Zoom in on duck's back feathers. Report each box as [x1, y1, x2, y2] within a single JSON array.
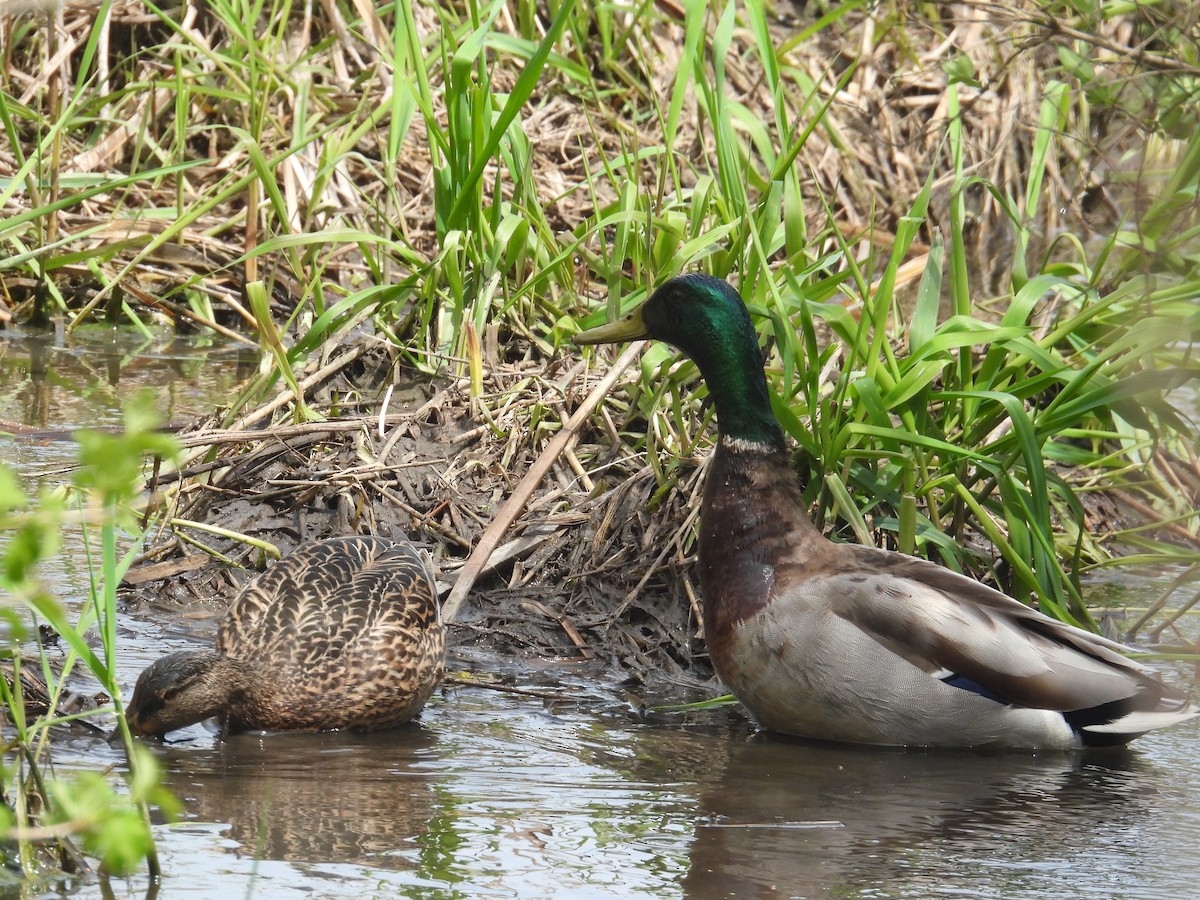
[[826, 546, 1196, 745], [218, 536, 439, 664], [215, 535, 444, 732], [715, 556, 1197, 748]]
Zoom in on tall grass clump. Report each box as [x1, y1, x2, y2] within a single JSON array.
[[570, 1, 1200, 625]]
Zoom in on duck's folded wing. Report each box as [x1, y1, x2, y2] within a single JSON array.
[[217, 535, 400, 659], [825, 546, 1183, 716]]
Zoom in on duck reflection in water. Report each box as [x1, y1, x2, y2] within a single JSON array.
[[153, 729, 440, 870], [683, 735, 1154, 898]]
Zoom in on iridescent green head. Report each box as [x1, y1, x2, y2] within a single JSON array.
[[575, 274, 784, 449]]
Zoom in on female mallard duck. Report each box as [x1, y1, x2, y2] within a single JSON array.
[[575, 274, 1198, 749], [127, 535, 445, 738]]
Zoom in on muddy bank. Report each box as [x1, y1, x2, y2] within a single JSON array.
[[119, 345, 715, 697]]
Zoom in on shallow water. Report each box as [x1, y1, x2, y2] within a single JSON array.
[[4, 327, 1200, 899], [47, 682, 1200, 899]]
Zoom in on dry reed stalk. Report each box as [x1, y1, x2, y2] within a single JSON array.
[[441, 341, 643, 622]]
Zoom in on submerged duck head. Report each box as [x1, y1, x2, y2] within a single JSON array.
[[126, 650, 247, 737]]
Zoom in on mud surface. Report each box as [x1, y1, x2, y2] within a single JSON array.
[[118, 352, 719, 700]]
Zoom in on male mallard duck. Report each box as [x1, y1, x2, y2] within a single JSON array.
[[127, 535, 445, 738], [575, 273, 1198, 749]]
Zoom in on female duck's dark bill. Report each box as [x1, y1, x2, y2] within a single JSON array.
[[573, 305, 650, 345]]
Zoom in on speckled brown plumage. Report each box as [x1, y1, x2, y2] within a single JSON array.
[[127, 535, 445, 737]]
